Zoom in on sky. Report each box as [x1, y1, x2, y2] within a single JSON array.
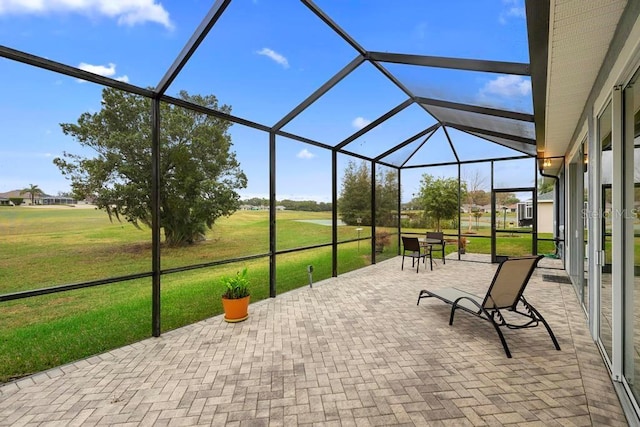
[[0, 0, 536, 203]]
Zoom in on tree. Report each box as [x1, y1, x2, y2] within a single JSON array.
[[338, 161, 397, 226], [496, 192, 520, 206], [417, 174, 465, 231], [20, 184, 44, 205], [375, 168, 398, 226], [55, 88, 247, 246], [338, 161, 371, 225], [243, 197, 269, 207], [538, 177, 554, 194], [462, 169, 487, 232]]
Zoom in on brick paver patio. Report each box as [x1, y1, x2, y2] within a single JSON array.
[[0, 257, 629, 426]]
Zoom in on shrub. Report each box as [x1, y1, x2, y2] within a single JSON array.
[[220, 268, 250, 299], [375, 230, 391, 252]]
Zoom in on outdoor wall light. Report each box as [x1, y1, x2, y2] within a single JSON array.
[[543, 159, 552, 168]]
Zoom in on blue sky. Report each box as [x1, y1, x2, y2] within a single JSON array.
[[0, 0, 535, 203]]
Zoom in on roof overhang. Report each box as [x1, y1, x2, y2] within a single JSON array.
[[533, 0, 629, 174]]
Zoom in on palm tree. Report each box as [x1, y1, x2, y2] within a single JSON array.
[[20, 184, 44, 205]]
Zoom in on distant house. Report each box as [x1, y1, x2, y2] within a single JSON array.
[[41, 195, 77, 205], [515, 192, 554, 233], [0, 190, 76, 206]]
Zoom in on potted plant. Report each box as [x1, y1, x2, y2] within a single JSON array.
[[220, 268, 250, 323], [458, 237, 468, 254]]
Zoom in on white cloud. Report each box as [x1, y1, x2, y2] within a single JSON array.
[[479, 75, 531, 98], [77, 62, 128, 82], [79, 62, 116, 77], [297, 149, 315, 159], [499, 0, 525, 24], [351, 116, 371, 129], [256, 48, 289, 68], [0, 0, 173, 29]]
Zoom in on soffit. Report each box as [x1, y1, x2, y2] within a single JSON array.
[[544, 0, 627, 158]]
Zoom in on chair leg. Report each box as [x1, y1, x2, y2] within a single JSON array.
[[429, 251, 433, 271], [488, 313, 512, 358], [401, 254, 405, 270], [527, 303, 561, 351], [417, 290, 431, 305], [442, 246, 446, 264], [450, 303, 512, 358]]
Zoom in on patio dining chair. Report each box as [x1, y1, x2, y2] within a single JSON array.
[[416, 255, 560, 358], [402, 236, 432, 273], [426, 231, 446, 264]]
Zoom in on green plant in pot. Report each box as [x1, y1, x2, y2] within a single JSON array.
[[221, 268, 250, 323]]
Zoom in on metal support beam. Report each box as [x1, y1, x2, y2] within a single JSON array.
[[269, 132, 277, 298], [417, 97, 535, 122], [336, 98, 414, 150], [332, 150, 338, 277], [445, 123, 536, 146], [400, 129, 438, 168], [397, 167, 402, 256], [490, 161, 496, 262], [401, 154, 531, 169], [0, 45, 153, 98], [371, 161, 376, 264], [274, 55, 365, 130], [369, 51, 530, 75], [161, 94, 271, 132], [301, 0, 367, 55], [457, 163, 462, 261], [442, 126, 460, 163], [156, 0, 231, 95], [275, 130, 334, 151], [151, 97, 161, 337], [374, 124, 439, 162]]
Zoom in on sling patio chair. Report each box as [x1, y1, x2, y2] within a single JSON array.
[[416, 255, 560, 358], [402, 236, 432, 273]]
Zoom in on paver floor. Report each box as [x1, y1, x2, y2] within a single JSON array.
[[0, 257, 629, 426]]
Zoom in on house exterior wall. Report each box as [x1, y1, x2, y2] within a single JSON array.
[[537, 201, 553, 234], [561, 6, 640, 423]]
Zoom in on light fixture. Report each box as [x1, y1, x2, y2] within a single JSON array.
[[543, 159, 551, 168]]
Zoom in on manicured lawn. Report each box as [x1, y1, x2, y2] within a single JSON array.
[[0, 207, 381, 383], [0, 206, 557, 383]]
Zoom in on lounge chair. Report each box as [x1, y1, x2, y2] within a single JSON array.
[[402, 236, 432, 273], [416, 255, 560, 358]]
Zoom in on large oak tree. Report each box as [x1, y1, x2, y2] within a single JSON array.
[[55, 88, 247, 246]]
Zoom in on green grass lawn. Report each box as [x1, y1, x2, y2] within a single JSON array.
[[0, 206, 560, 383]]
